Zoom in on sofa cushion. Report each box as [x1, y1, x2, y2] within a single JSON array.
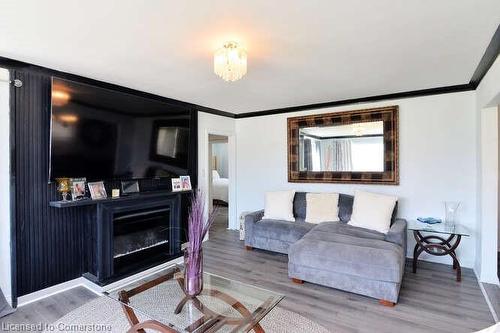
[[293, 192, 307, 220], [338, 194, 354, 223], [289, 222, 404, 282], [263, 190, 296, 221], [294, 192, 353, 222], [349, 190, 398, 234], [305, 193, 340, 223], [308, 221, 386, 241], [253, 219, 316, 244]]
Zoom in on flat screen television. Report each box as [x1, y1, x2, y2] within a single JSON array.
[[49, 77, 193, 181]]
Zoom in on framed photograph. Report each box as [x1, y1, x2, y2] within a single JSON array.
[[180, 175, 192, 191], [70, 177, 87, 201], [121, 180, 140, 195], [171, 178, 182, 192], [88, 181, 107, 200]]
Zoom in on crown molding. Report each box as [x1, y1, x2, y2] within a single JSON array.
[[0, 56, 234, 118], [235, 84, 473, 118], [469, 24, 500, 89]]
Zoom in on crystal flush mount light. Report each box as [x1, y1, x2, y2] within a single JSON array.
[[214, 41, 247, 82]]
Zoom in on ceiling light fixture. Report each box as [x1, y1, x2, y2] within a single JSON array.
[[214, 41, 247, 82]]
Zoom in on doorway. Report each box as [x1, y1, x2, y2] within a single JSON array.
[[208, 134, 229, 234]]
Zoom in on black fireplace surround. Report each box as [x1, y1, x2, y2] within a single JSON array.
[[83, 191, 184, 285]]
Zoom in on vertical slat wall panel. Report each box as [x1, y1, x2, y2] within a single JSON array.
[[12, 70, 196, 297], [14, 71, 86, 296]]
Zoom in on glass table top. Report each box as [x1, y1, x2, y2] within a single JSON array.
[[104, 265, 284, 332], [407, 220, 470, 237]]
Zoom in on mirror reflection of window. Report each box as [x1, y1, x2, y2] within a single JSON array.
[[299, 121, 384, 172]]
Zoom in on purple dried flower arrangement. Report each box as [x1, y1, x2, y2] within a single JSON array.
[[184, 190, 217, 296]]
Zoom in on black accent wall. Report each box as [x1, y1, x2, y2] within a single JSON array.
[[10, 70, 197, 299]]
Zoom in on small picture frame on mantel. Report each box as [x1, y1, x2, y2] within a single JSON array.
[[88, 181, 107, 200], [171, 178, 182, 192], [70, 177, 87, 201], [180, 176, 192, 191]]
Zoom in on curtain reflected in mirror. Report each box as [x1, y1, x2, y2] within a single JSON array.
[[299, 121, 384, 172]]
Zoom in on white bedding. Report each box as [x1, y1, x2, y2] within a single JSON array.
[[212, 170, 228, 202]]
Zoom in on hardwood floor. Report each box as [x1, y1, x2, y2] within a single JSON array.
[[205, 209, 494, 332], [0, 287, 97, 331], [0, 208, 495, 332], [482, 283, 500, 321]]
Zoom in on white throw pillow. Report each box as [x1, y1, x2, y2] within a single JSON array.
[[212, 170, 220, 180], [349, 190, 397, 234], [263, 190, 296, 222], [305, 193, 340, 223]]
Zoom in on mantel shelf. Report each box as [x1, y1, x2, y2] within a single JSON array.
[[49, 190, 193, 208]]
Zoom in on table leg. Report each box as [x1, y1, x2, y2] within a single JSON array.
[[126, 320, 178, 333], [449, 251, 462, 282], [412, 241, 420, 273], [175, 277, 266, 332], [412, 231, 462, 281]]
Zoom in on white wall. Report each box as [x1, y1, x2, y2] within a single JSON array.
[[198, 112, 237, 229], [236, 91, 478, 268], [477, 56, 500, 109], [476, 55, 500, 284], [479, 107, 498, 279], [0, 68, 12, 305]]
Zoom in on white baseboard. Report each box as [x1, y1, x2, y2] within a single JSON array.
[[3, 291, 12, 308], [479, 281, 499, 323], [89, 256, 183, 294], [17, 257, 183, 307], [474, 267, 499, 323], [17, 277, 88, 307]]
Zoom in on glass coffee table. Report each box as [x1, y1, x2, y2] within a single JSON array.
[[408, 221, 470, 282], [104, 266, 284, 333]]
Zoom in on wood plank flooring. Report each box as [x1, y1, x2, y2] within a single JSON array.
[[0, 208, 495, 332], [0, 287, 97, 331], [482, 283, 500, 321]]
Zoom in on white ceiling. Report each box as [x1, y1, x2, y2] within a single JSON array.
[[0, 1, 499, 114]]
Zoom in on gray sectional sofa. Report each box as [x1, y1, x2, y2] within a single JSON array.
[[244, 192, 407, 305]]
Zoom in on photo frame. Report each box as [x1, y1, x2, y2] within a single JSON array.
[[88, 181, 108, 200], [70, 177, 87, 201], [171, 178, 182, 192], [121, 180, 140, 195], [180, 175, 192, 191]]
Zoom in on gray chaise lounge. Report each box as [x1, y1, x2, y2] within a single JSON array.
[[244, 192, 407, 305]]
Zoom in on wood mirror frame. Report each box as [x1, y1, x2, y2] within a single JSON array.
[[287, 105, 399, 185]]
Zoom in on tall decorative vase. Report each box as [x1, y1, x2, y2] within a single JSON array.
[[184, 248, 203, 296], [183, 190, 217, 297], [444, 201, 460, 228]]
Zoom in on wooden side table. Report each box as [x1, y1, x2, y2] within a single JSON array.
[[408, 221, 470, 282]]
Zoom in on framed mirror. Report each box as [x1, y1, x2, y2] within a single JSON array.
[[288, 106, 399, 185]]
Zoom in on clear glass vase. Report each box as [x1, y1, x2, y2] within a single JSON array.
[[184, 248, 203, 296], [444, 201, 460, 228]]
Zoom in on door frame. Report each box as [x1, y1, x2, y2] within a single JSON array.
[[202, 128, 237, 230]]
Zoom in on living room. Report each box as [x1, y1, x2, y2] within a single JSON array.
[[0, 1, 499, 332]]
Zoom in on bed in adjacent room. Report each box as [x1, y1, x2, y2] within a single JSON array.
[[212, 170, 228, 205]]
